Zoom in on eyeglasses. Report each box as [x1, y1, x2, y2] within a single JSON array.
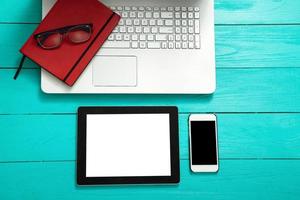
[[34, 23, 93, 49], [13, 24, 93, 80]]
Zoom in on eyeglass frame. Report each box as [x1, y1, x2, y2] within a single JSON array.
[[34, 23, 93, 49]]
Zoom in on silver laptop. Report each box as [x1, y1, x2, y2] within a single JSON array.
[[41, 0, 215, 94]]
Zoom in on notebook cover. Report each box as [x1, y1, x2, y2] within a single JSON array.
[[20, 0, 120, 86]]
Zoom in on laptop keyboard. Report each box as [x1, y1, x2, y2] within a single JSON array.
[[103, 6, 201, 49]]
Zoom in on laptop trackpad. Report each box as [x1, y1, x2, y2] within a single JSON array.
[[92, 56, 137, 87]]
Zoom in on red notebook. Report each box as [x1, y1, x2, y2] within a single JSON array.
[[19, 0, 120, 86]]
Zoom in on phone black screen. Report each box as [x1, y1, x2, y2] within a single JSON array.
[[190, 121, 217, 165]]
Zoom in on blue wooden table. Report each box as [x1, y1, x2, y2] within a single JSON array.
[[1, 0, 300, 199]]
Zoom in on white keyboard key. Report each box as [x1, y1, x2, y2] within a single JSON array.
[[135, 27, 142, 33], [122, 12, 128, 18], [131, 6, 137, 11], [149, 19, 156, 26], [182, 20, 187, 26], [168, 35, 174, 41], [108, 35, 114, 41], [162, 42, 167, 49], [165, 20, 173, 26], [188, 42, 194, 49], [159, 27, 173, 34], [195, 12, 200, 19], [161, 12, 173, 18], [175, 35, 181, 41], [146, 7, 152, 11], [188, 27, 194, 34], [132, 34, 138, 41], [175, 20, 180, 26], [188, 20, 194, 26], [138, 7, 145, 11], [195, 35, 201, 49], [143, 27, 150, 33], [117, 6, 123, 11], [160, 7, 167, 11], [189, 35, 194, 41], [175, 12, 180, 19], [124, 6, 130, 11], [175, 7, 180, 11], [148, 34, 154, 41], [181, 7, 187, 11], [103, 41, 130, 48], [157, 20, 163, 26], [145, 12, 152, 18], [128, 27, 134, 33], [182, 42, 188, 49], [147, 42, 160, 49], [133, 19, 140, 25], [126, 19, 132, 25], [129, 12, 136, 18], [195, 7, 200, 11], [151, 27, 158, 33], [116, 34, 122, 40], [188, 13, 193, 19], [119, 19, 124, 25], [137, 12, 144, 18], [168, 42, 174, 49], [167, 7, 174, 11], [140, 42, 146, 49], [188, 7, 194, 11], [112, 27, 118, 33], [156, 34, 168, 41], [153, 12, 160, 18], [131, 42, 138, 48], [181, 27, 187, 34], [119, 26, 126, 33], [140, 34, 146, 41], [142, 19, 148, 26], [124, 34, 130, 41], [195, 20, 200, 33], [175, 42, 181, 49], [182, 12, 187, 18], [182, 35, 187, 41], [175, 27, 181, 34]]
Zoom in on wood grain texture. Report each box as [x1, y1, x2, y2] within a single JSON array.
[[0, 160, 300, 200], [1, 0, 300, 24], [1, 114, 300, 162], [0, 68, 299, 113], [1, 24, 300, 69]]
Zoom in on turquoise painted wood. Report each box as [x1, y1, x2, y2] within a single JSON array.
[[1, 114, 300, 162], [1, 0, 300, 199], [1, 24, 300, 68], [0, 68, 299, 113], [0, 160, 300, 200], [1, 0, 300, 24]]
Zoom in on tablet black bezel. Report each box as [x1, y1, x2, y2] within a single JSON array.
[[77, 106, 180, 185]]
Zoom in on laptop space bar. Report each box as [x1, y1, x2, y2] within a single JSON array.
[[102, 41, 130, 48]]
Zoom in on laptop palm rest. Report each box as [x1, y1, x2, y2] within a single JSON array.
[[92, 56, 137, 87]]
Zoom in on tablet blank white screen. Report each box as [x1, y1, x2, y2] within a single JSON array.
[[86, 114, 171, 177]]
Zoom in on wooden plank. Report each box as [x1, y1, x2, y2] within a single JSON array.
[[0, 0, 41, 23], [0, 68, 299, 113], [0, 160, 299, 199], [1, 0, 300, 24], [1, 114, 300, 162], [215, 0, 300, 24], [1, 24, 300, 69]]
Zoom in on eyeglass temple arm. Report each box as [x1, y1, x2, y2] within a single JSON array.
[[14, 55, 26, 80]]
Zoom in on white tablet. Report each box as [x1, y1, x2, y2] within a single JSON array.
[[77, 106, 179, 185]]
